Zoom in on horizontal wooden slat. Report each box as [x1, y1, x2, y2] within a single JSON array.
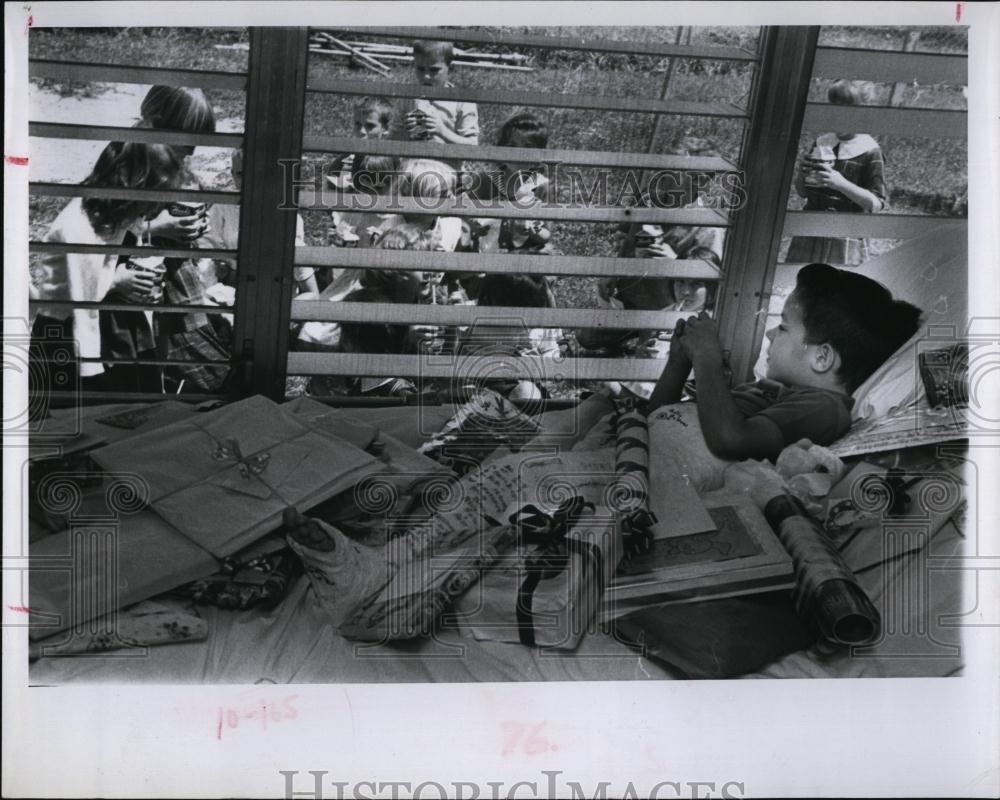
[[29, 59, 248, 91], [302, 134, 738, 172], [813, 46, 967, 85], [31, 241, 239, 260], [295, 246, 722, 280], [289, 351, 667, 381], [306, 76, 746, 118], [297, 189, 731, 225], [331, 26, 759, 61], [36, 355, 229, 366], [284, 392, 580, 409], [290, 300, 687, 330], [30, 182, 241, 205], [30, 240, 721, 283], [29, 122, 245, 148], [783, 211, 967, 238], [802, 102, 966, 139], [29, 299, 231, 315], [32, 391, 227, 404]]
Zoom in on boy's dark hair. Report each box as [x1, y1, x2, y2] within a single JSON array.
[[497, 112, 548, 149], [360, 268, 423, 304], [413, 40, 454, 64], [795, 263, 923, 392], [340, 287, 410, 353], [477, 274, 553, 308]]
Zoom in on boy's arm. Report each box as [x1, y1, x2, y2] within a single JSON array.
[[647, 320, 691, 410], [421, 106, 479, 145], [681, 314, 786, 461]]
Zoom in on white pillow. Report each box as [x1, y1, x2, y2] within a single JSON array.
[[849, 225, 967, 420]]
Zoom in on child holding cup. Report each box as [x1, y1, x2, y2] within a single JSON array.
[[787, 80, 887, 266]]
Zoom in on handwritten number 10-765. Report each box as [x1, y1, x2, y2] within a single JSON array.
[[215, 695, 298, 739]]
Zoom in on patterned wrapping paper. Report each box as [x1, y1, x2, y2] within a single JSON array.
[[613, 408, 657, 554], [288, 515, 517, 643], [614, 409, 650, 504], [30, 599, 208, 659], [91, 396, 383, 557], [418, 388, 541, 475], [764, 494, 880, 645]]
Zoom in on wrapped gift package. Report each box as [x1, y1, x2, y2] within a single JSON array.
[[91, 395, 383, 557], [454, 501, 624, 650], [288, 513, 516, 642], [29, 506, 218, 641], [418, 388, 540, 474]]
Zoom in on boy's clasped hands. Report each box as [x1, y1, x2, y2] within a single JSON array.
[[669, 312, 724, 369]]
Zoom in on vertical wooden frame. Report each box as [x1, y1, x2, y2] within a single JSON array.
[[231, 27, 309, 400], [715, 26, 819, 383]]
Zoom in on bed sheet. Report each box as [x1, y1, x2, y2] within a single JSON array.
[[28, 575, 671, 684]]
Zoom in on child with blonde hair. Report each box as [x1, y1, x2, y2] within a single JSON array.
[[398, 158, 464, 254], [327, 96, 397, 191], [405, 41, 479, 147]]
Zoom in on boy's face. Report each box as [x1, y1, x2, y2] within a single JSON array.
[[764, 291, 820, 386], [356, 111, 390, 140], [414, 53, 450, 87]]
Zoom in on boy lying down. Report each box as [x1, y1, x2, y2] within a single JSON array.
[[283, 264, 922, 639], [646, 262, 921, 469]]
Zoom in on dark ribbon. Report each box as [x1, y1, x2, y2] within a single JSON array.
[[511, 496, 604, 647], [621, 507, 657, 557]]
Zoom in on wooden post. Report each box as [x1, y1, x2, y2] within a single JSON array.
[[714, 26, 819, 383], [231, 27, 309, 400]]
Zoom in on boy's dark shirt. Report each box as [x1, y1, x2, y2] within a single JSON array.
[[730, 379, 854, 447]]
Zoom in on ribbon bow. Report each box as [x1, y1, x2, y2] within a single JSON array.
[[211, 437, 270, 480], [621, 507, 657, 557], [510, 496, 601, 647], [511, 496, 593, 553]]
